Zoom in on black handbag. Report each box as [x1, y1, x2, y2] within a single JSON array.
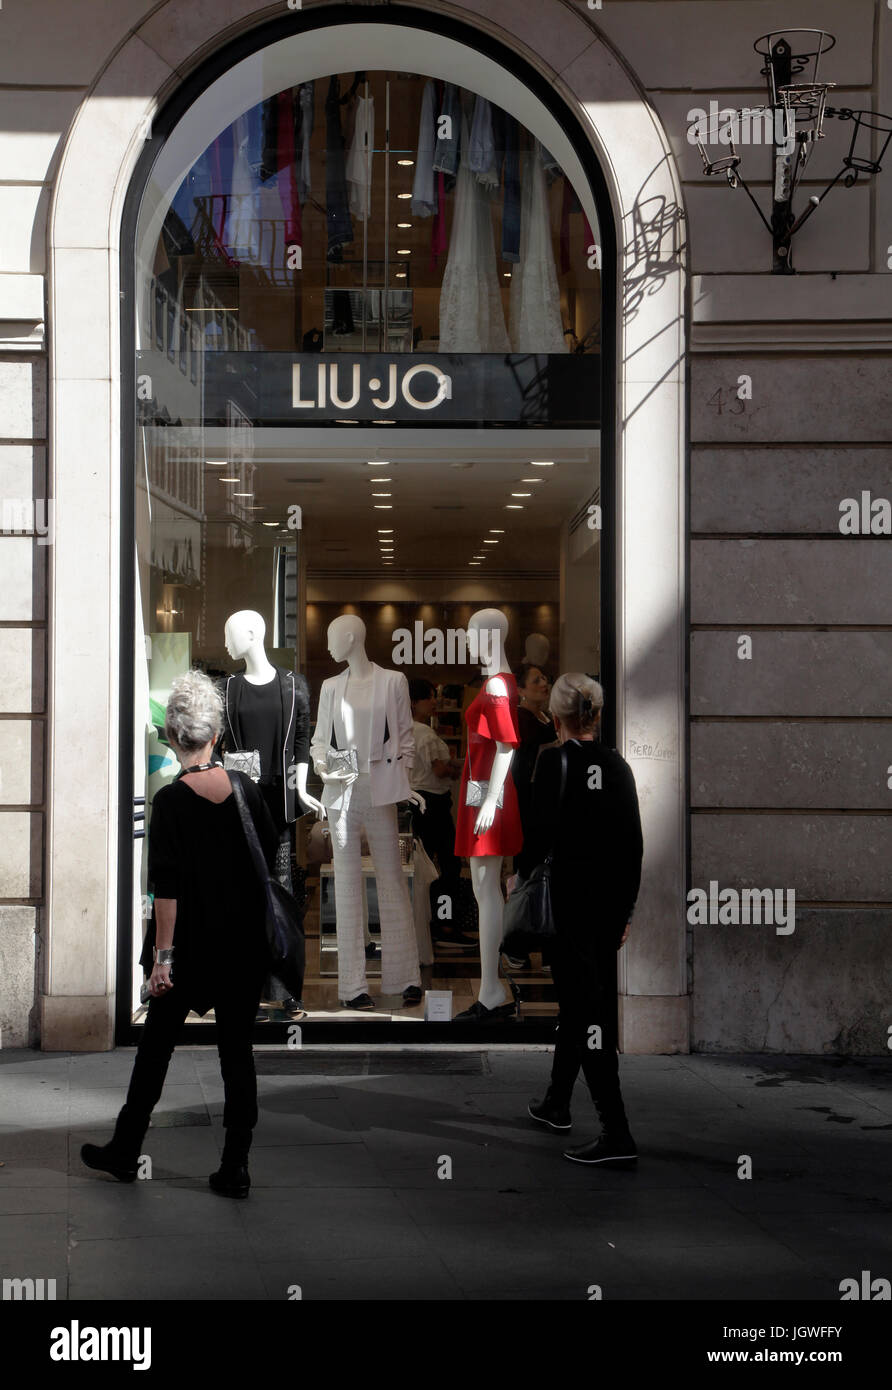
[[230, 771, 306, 999], [500, 746, 568, 957]]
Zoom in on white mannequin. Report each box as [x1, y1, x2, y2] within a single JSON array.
[[523, 632, 550, 669], [320, 615, 424, 811], [468, 607, 515, 1012], [224, 609, 324, 818], [311, 613, 423, 1007]]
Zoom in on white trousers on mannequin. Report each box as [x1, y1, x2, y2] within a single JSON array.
[[328, 774, 421, 1000]]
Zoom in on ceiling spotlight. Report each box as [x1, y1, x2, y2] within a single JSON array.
[[369, 477, 391, 482], [397, 159, 414, 166], [262, 521, 279, 527], [397, 192, 412, 200], [395, 272, 408, 278], [530, 460, 554, 467], [232, 492, 253, 497], [367, 460, 391, 466], [374, 504, 393, 509], [521, 478, 544, 483], [397, 222, 412, 228], [489, 529, 505, 533], [372, 492, 392, 497], [506, 504, 523, 510], [397, 249, 411, 256], [483, 539, 498, 544], [207, 460, 228, 467], [377, 528, 393, 533], [218, 476, 239, 482], [503, 272, 512, 278], [469, 561, 481, 566], [511, 492, 531, 497]]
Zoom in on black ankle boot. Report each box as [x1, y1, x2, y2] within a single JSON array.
[[81, 1105, 147, 1182]]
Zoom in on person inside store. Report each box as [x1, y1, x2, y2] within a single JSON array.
[[408, 678, 475, 951], [519, 673, 643, 1167], [505, 661, 557, 969], [80, 670, 277, 1199]]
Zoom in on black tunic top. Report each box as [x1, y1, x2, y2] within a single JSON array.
[[517, 739, 643, 948], [140, 772, 278, 1014]]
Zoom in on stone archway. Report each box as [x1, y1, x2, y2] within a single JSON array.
[[44, 0, 687, 1052]]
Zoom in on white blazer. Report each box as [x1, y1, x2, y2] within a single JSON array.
[[310, 663, 415, 810]]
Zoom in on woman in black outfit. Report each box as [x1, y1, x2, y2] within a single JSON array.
[[81, 670, 278, 1198], [518, 673, 643, 1167]]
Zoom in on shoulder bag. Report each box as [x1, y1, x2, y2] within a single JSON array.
[[229, 771, 306, 999], [499, 745, 568, 958]]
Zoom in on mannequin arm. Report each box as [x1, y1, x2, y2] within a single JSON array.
[[474, 741, 514, 836], [289, 760, 326, 819]]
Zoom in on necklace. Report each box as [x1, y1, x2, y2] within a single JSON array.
[[183, 761, 217, 774]]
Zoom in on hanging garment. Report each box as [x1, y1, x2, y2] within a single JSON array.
[[275, 89, 302, 247], [296, 81, 314, 201], [469, 95, 499, 190], [411, 78, 438, 217], [438, 117, 509, 353], [432, 82, 460, 175], [325, 75, 353, 261], [500, 113, 521, 262], [430, 170, 447, 271], [509, 147, 568, 353], [346, 92, 374, 220]]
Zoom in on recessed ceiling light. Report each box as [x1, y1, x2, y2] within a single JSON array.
[[374, 504, 393, 509], [511, 492, 531, 497], [489, 529, 505, 534], [530, 460, 554, 467], [397, 249, 411, 256], [373, 419, 396, 424], [395, 272, 407, 279], [219, 476, 239, 482], [521, 478, 544, 483], [207, 460, 228, 467], [397, 192, 412, 200], [262, 521, 279, 527], [367, 460, 391, 466], [377, 528, 393, 533], [469, 561, 481, 566], [233, 492, 253, 497], [397, 159, 414, 166], [483, 539, 498, 544], [506, 504, 523, 510], [503, 272, 511, 278], [369, 477, 391, 482], [397, 222, 412, 229], [372, 492, 392, 497]]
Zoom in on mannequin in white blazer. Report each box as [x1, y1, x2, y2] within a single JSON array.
[[310, 615, 423, 1009]]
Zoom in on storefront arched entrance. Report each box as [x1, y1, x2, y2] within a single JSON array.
[[44, 2, 687, 1054]]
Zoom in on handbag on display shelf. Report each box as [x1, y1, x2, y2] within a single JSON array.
[[229, 771, 306, 1000], [499, 746, 568, 958], [224, 748, 261, 782], [464, 778, 504, 810]]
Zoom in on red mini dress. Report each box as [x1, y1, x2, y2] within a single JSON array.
[[454, 674, 523, 857]]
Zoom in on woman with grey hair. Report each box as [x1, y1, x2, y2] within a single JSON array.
[[518, 673, 643, 1167], [81, 669, 278, 1198]]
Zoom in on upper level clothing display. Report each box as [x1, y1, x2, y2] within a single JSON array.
[[411, 79, 438, 217], [454, 674, 522, 857], [346, 93, 374, 220], [509, 146, 568, 353], [325, 75, 354, 260], [438, 115, 509, 353]]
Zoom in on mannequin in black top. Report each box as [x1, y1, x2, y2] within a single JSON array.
[[522, 673, 643, 1169], [223, 610, 322, 1014]]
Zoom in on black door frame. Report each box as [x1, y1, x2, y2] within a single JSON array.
[[116, 2, 618, 1046]]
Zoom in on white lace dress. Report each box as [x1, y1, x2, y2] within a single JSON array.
[[509, 148, 568, 354], [438, 118, 509, 353]]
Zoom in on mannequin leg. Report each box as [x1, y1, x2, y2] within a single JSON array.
[[328, 789, 369, 1002], [470, 855, 509, 1010], [363, 802, 421, 995]]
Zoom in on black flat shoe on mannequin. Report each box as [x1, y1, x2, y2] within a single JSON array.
[[452, 999, 516, 1022]]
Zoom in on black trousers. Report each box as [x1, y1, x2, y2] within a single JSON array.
[[412, 791, 461, 890], [118, 970, 265, 1163], [547, 935, 631, 1137]]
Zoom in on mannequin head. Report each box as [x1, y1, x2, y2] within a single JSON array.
[[523, 632, 550, 668], [224, 610, 266, 662], [468, 607, 509, 672], [327, 613, 367, 664]]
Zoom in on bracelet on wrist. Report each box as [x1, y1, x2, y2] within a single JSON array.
[[153, 947, 175, 965]]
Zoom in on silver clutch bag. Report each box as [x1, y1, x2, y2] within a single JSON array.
[[224, 749, 261, 782], [464, 778, 504, 810], [326, 747, 359, 777]]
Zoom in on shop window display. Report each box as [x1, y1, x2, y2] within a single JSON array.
[[131, 62, 602, 1033]]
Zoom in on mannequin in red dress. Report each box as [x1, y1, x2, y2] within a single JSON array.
[[453, 608, 521, 1021]]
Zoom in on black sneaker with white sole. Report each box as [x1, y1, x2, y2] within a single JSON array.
[[528, 1097, 572, 1132], [563, 1135, 637, 1168]]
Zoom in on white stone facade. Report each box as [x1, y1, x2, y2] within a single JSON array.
[[0, 0, 888, 1052]]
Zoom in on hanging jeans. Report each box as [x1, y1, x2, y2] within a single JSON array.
[[328, 773, 421, 1001]]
